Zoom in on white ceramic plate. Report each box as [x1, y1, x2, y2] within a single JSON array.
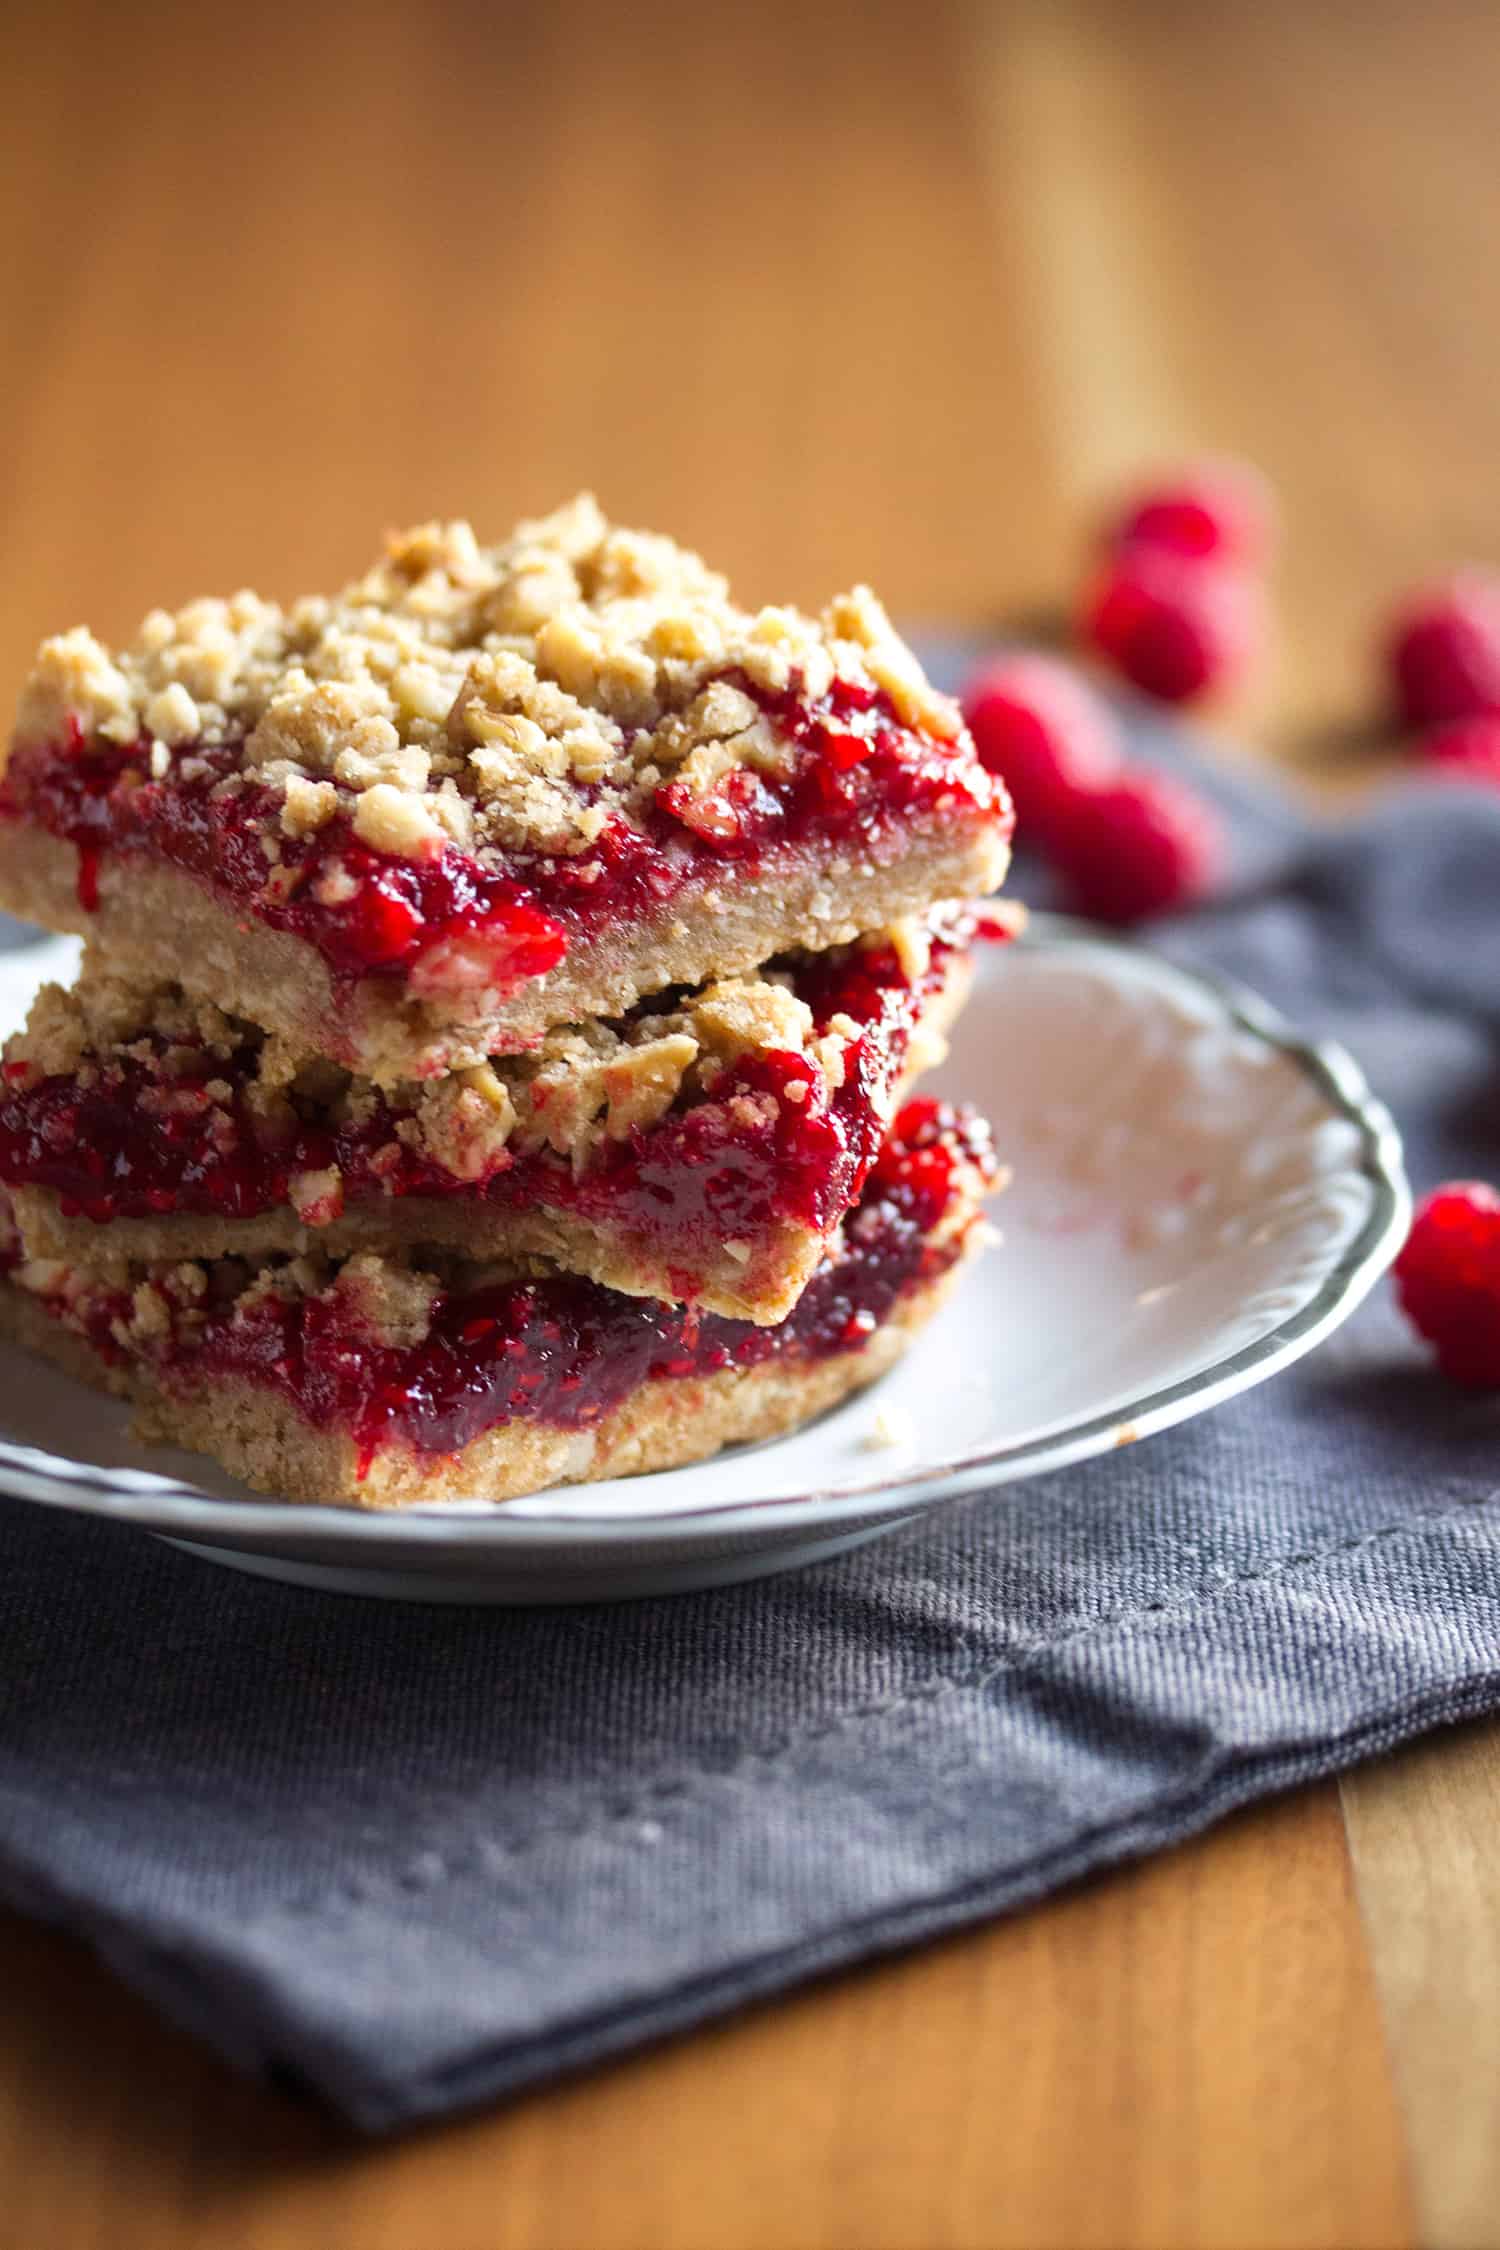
[[0, 920, 1408, 1603]]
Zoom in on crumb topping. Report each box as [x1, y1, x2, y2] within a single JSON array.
[[11, 496, 965, 869], [12, 1230, 446, 1357], [325, 1253, 442, 1349]]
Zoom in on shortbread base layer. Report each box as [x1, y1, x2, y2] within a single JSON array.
[[5, 954, 972, 1324], [0, 815, 1008, 1082], [0, 1254, 963, 1509]]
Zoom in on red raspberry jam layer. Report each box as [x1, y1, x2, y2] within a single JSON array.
[[0, 676, 1007, 998], [0, 914, 997, 1294], [8, 1101, 993, 1475]]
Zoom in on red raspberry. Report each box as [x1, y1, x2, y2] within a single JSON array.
[[1394, 1182, 1500, 1387], [1046, 770, 1224, 924], [961, 653, 1123, 844], [1417, 715, 1500, 785], [1387, 575, 1500, 727], [1080, 550, 1262, 704], [1108, 459, 1275, 567]]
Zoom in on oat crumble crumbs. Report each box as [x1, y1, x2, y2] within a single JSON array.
[[10, 496, 966, 872], [9, 1234, 479, 1360]]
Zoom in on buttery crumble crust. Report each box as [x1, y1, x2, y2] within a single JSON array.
[[10, 495, 966, 871], [3, 938, 980, 1325], [4, 923, 930, 1184]]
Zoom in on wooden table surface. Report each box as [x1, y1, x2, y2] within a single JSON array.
[[2, 3, 1497, 2244]]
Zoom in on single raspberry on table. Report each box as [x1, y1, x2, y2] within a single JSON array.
[[1046, 768, 1225, 925], [1417, 715, 1500, 785], [1107, 458, 1276, 567], [1080, 548, 1262, 705], [1394, 1182, 1500, 1388], [1387, 575, 1500, 727], [961, 652, 1123, 843]]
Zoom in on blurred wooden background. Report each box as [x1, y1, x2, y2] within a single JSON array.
[[3, 1, 1499, 2244]]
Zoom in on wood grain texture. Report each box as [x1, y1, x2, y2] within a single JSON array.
[[1, 0, 1496, 2241], [0, 1791, 1410, 2250], [1343, 1726, 1500, 2250]]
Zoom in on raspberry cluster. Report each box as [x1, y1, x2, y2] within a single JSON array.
[[959, 460, 1275, 920], [962, 652, 1222, 924], [962, 458, 1500, 1397]]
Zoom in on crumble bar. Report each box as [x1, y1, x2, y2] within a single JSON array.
[[0, 909, 1000, 1323], [0, 1100, 998, 1507], [0, 498, 1013, 1081]]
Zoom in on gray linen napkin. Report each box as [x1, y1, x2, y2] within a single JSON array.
[[0, 680, 1497, 2132]]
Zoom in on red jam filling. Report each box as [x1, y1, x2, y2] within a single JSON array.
[[15, 1101, 991, 1474], [0, 677, 1007, 998], [0, 914, 1002, 1289]]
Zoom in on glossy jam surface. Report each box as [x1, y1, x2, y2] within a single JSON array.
[[0, 918, 992, 1287], [77, 1102, 990, 1471], [1, 677, 1006, 995]]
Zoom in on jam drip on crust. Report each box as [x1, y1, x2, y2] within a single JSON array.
[[0, 673, 1007, 999], [2, 1101, 994, 1477], [0, 914, 998, 1294]]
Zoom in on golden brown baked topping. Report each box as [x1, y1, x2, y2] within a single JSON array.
[[11, 497, 964, 868]]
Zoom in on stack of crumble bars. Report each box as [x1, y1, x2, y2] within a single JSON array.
[[0, 500, 1014, 1505]]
